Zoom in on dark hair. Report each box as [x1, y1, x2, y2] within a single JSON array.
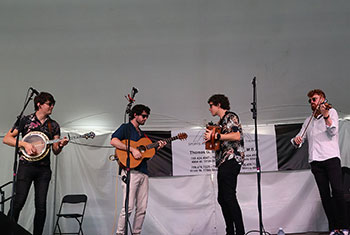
[[208, 94, 230, 110], [129, 104, 151, 120], [34, 92, 55, 111], [307, 89, 326, 99]]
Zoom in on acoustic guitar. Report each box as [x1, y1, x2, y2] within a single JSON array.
[[115, 132, 187, 168], [20, 131, 95, 162], [205, 124, 221, 151]]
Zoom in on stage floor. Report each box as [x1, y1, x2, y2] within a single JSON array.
[[285, 232, 328, 235]]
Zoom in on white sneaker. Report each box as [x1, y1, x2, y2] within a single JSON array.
[[341, 229, 349, 235]]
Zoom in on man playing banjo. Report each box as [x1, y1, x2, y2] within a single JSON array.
[[3, 91, 68, 235]]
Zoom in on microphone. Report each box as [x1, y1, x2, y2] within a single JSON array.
[[252, 77, 256, 85], [131, 87, 138, 100], [125, 87, 139, 114], [30, 87, 40, 95]]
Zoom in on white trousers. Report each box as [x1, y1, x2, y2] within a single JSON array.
[[116, 170, 149, 235]]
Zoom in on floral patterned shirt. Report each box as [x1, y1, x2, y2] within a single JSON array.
[[16, 113, 60, 164], [215, 111, 245, 167]]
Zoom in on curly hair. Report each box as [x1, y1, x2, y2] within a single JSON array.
[[307, 89, 326, 99], [129, 104, 151, 120], [207, 94, 230, 110], [34, 92, 55, 111]]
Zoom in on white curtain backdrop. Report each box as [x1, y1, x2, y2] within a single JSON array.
[[2, 120, 350, 234]]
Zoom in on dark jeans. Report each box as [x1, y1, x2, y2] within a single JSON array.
[[217, 159, 245, 235], [311, 157, 348, 230], [9, 162, 52, 235]]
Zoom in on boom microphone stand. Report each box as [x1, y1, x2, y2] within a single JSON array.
[[250, 77, 264, 235], [123, 87, 138, 235], [9, 88, 38, 223]]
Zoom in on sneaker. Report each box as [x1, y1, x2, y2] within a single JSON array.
[[330, 230, 342, 235], [341, 229, 349, 235]]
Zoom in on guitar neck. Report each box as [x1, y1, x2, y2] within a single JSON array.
[[146, 136, 179, 149]]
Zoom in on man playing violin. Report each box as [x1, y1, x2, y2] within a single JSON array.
[[3, 91, 68, 235], [292, 89, 348, 235]]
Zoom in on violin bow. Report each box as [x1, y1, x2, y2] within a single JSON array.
[[301, 99, 326, 139]]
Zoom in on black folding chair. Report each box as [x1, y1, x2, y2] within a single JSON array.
[[53, 194, 88, 235]]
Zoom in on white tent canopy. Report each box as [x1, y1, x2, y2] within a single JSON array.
[[1, 0, 350, 234], [1, 0, 350, 133]]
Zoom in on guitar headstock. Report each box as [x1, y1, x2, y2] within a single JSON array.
[[83, 131, 96, 139], [177, 132, 188, 140]]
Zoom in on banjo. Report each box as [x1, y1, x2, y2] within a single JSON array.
[[20, 131, 95, 162]]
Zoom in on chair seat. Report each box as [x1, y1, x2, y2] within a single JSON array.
[[57, 213, 83, 219], [53, 194, 87, 235]]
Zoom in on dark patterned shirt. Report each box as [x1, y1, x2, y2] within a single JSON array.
[[16, 113, 60, 164], [215, 111, 245, 167]]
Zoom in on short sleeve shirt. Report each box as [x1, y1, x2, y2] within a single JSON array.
[[111, 122, 149, 174], [215, 111, 245, 167], [17, 113, 60, 165]]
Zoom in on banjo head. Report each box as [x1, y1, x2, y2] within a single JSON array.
[[21, 131, 50, 161]]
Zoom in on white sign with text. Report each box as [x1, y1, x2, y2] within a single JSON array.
[[172, 125, 278, 176]]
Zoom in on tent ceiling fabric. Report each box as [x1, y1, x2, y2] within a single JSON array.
[[1, 0, 350, 133]]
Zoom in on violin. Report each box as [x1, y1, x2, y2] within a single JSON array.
[[301, 99, 333, 139], [313, 99, 332, 118]]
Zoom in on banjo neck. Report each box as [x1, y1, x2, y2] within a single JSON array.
[[46, 134, 87, 145]]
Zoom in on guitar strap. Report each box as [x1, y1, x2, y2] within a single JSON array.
[[219, 111, 239, 126], [47, 119, 53, 139], [143, 133, 149, 139]]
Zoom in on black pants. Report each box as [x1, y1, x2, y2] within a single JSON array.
[[217, 159, 245, 235], [311, 157, 348, 230], [9, 162, 52, 235]]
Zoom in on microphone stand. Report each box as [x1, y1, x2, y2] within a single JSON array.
[[9, 89, 37, 222], [123, 89, 137, 235], [250, 77, 264, 235]]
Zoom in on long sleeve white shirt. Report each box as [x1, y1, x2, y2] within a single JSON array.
[[292, 108, 340, 162]]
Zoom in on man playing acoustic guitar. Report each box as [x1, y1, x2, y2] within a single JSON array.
[[110, 104, 166, 235], [3, 91, 68, 235], [204, 94, 245, 235]]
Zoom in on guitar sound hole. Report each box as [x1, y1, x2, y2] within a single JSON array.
[[138, 146, 146, 153]]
